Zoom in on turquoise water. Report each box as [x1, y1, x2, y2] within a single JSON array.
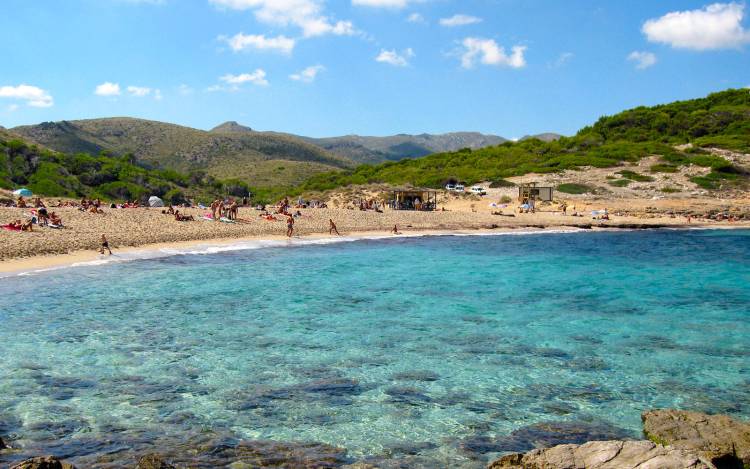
[[1, 229, 749, 467]]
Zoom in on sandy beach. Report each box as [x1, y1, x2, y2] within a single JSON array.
[[2, 192, 749, 274]]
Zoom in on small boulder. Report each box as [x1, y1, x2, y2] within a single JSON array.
[[642, 409, 750, 468], [9, 456, 77, 469], [488, 440, 713, 469], [1, 436, 6, 449], [135, 454, 177, 469]]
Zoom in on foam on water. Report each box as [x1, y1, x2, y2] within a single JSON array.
[[0, 229, 748, 467]]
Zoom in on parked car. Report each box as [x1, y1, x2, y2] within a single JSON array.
[[445, 184, 456, 191], [470, 186, 487, 195], [454, 184, 465, 192]]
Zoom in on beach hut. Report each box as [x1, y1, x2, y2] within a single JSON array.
[[148, 196, 165, 207], [389, 188, 438, 211], [12, 188, 32, 197], [518, 182, 553, 202]]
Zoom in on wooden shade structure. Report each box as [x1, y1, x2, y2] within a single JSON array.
[[518, 182, 553, 202], [389, 189, 437, 211]]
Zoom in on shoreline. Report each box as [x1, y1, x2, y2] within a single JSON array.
[[2, 222, 747, 277]]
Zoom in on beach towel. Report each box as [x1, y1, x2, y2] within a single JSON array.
[[219, 217, 235, 223], [48, 224, 63, 229], [2, 224, 21, 231]]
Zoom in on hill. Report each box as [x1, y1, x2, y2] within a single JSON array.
[[210, 121, 254, 133], [295, 89, 750, 194], [520, 133, 562, 142], [0, 133, 250, 203], [300, 132, 507, 164], [11, 118, 353, 187]]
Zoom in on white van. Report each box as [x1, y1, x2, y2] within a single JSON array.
[[470, 186, 487, 195], [454, 184, 465, 192]]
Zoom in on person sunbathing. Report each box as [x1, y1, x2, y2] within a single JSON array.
[[49, 212, 63, 226], [20, 219, 33, 232], [17, 196, 27, 208]]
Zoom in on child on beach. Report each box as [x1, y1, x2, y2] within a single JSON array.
[[100, 234, 112, 255]]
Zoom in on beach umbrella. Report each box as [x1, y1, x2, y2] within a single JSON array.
[[12, 188, 32, 197], [148, 196, 164, 207]]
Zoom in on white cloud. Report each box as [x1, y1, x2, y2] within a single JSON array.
[[221, 33, 296, 54], [290, 65, 325, 82], [127, 85, 152, 97], [375, 48, 414, 66], [439, 14, 482, 27], [627, 51, 657, 69], [95, 82, 121, 96], [154, 89, 163, 100], [0, 84, 54, 107], [458, 38, 526, 69], [407, 12, 425, 23], [211, 0, 357, 38], [552, 51, 574, 68], [352, 0, 413, 8], [7, 104, 20, 112], [219, 70, 269, 87], [643, 2, 750, 50], [177, 84, 194, 95]]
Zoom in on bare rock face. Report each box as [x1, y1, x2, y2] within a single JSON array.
[[1, 436, 6, 449], [135, 453, 177, 469], [488, 440, 713, 469], [9, 456, 77, 469], [642, 409, 750, 469]]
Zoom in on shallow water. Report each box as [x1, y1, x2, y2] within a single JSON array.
[[1, 229, 749, 467]]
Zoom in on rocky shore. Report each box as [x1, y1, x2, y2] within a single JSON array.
[[490, 410, 750, 469], [2, 410, 748, 469]]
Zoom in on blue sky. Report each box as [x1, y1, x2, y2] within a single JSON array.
[[1, 0, 749, 138]]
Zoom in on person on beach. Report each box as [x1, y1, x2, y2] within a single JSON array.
[[392, 225, 400, 235], [286, 214, 294, 237], [100, 234, 112, 255], [329, 219, 340, 236]]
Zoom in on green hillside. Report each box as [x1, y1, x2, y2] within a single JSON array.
[[0, 133, 250, 204], [296, 89, 750, 194], [11, 117, 352, 187]]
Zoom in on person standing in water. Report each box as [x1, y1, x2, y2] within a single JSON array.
[[286, 214, 294, 237], [329, 219, 340, 236], [100, 234, 112, 255]]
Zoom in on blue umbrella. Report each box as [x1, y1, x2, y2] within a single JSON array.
[[12, 188, 33, 197]]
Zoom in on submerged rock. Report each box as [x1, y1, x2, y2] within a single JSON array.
[[135, 453, 177, 469], [642, 409, 750, 469], [9, 456, 77, 469], [488, 440, 712, 469]]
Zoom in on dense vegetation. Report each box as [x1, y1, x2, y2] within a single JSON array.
[[0, 136, 250, 204], [295, 89, 750, 194]]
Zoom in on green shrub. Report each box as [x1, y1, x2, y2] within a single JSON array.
[[608, 179, 631, 187], [650, 164, 679, 173], [557, 183, 595, 194], [617, 170, 654, 182], [661, 187, 680, 193], [500, 195, 513, 203]]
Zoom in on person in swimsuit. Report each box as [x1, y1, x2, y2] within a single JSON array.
[[100, 234, 112, 255], [329, 219, 340, 236], [286, 215, 294, 237]]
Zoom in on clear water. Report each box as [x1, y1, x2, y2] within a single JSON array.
[[1, 229, 749, 467]]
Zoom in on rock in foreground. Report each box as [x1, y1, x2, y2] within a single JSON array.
[[9, 456, 77, 469], [135, 453, 177, 469], [642, 409, 750, 469], [489, 440, 712, 469]]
